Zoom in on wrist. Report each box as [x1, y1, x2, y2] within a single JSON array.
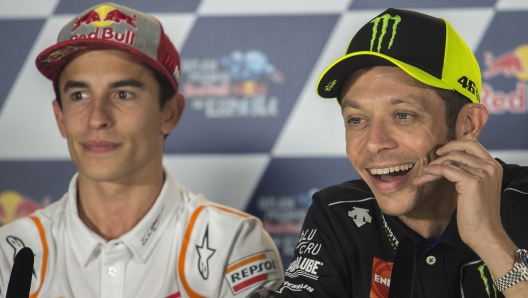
[[467, 228, 516, 266], [493, 249, 528, 292]]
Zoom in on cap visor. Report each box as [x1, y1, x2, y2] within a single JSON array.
[[317, 51, 454, 99]]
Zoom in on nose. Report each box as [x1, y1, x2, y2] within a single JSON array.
[[88, 97, 114, 130], [365, 118, 397, 154]]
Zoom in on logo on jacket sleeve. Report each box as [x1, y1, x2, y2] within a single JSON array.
[[196, 225, 215, 280], [224, 250, 281, 295], [7, 236, 36, 278]]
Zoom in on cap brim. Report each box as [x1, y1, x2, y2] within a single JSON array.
[[36, 39, 178, 92], [316, 51, 455, 100]]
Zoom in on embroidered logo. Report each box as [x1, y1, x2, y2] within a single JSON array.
[[224, 250, 281, 295], [7, 236, 36, 278], [381, 213, 399, 250], [370, 14, 401, 52], [348, 207, 372, 227], [196, 225, 216, 279], [141, 206, 164, 246], [478, 264, 498, 298], [324, 79, 337, 91]]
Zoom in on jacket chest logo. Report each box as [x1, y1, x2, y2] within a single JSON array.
[[348, 207, 372, 227]]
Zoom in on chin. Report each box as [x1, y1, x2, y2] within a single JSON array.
[[78, 163, 124, 182], [372, 189, 421, 217]]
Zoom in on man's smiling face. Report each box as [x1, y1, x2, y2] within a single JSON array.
[[54, 49, 179, 184], [341, 66, 452, 217]]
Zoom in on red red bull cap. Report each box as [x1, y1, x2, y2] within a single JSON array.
[[36, 2, 180, 92], [317, 8, 481, 104]]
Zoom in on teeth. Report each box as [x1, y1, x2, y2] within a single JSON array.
[[369, 163, 414, 176]]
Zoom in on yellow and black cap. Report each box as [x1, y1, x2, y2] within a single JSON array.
[[317, 8, 481, 103]]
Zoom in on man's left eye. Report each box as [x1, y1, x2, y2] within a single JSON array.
[[117, 91, 132, 99], [397, 113, 411, 120]]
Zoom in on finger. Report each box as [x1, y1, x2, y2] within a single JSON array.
[[413, 163, 470, 187], [413, 159, 458, 185], [425, 150, 495, 170], [414, 159, 478, 186], [436, 138, 494, 160]]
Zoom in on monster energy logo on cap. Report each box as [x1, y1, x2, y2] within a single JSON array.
[[370, 14, 401, 52]]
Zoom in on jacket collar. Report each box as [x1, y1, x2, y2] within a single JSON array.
[[65, 169, 185, 267]]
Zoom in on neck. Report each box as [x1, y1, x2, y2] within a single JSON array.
[[398, 180, 458, 239], [76, 168, 165, 241]]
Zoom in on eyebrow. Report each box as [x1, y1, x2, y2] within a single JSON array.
[[389, 98, 428, 113], [63, 81, 88, 92], [341, 97, 429, 113], [62, 79, 145, 92], [341, 100, 361, 112], [109, 79, 144, 89]]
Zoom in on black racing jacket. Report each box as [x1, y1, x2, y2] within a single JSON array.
[[274, 162, 528, 297]]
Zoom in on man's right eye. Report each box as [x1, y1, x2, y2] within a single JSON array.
[[349, 118, 362, 125], [71, 92, 87, 101]]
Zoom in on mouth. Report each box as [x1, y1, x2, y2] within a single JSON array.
[[82, 140, 121, 153], [368, 163, 414, 183]]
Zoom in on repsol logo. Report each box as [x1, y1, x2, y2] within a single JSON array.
[[229, 260, 278, 283], [286, 256, 323, 275]]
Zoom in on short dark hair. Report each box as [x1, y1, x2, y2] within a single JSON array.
[[433, 89, 472, 141], [53, 64, 176, 110]]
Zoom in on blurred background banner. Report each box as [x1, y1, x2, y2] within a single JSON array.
[[1, 0, 527, 266]]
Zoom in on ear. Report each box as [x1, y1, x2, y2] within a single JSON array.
[[456, 103, 489, 140], [52, 100, 68, 138], [160, 92, 185, 135]]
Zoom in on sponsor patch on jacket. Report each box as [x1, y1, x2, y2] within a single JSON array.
[[285, 256, 323, 280], [224, 250, 281, 295], [370, 257, 393, 298]]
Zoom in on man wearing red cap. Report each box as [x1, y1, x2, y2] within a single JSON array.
[[275, 8, 528, 298], [0, 3, 283, 297]]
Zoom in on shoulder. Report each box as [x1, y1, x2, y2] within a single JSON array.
[[499, 163, 528, 247], [0, 197, 63, 255], [0, 207, 57, 296], [501, 162, 528, 194], [177, 199, 283, 297], [310, 179, 377, 214]]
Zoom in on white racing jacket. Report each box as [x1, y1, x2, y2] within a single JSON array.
[[0, 171, 283, 298]]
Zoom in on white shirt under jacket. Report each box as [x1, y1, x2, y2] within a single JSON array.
[[0, 170, 283, 298]]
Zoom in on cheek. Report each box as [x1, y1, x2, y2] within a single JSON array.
[[399, 130, 443, 161], [345, 129, 366, 152], [131, 110, 164, 140]]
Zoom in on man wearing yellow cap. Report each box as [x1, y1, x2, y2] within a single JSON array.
[[275, 8, 528, 298]]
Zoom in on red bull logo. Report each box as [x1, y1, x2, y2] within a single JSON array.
[[483, 45, 528, 81], [70, 4, 137, 46], [481, 82, 526, 114], [481, 45, 528, 114], [72, 4, 136, 31], [0, 191, 48, 225]]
